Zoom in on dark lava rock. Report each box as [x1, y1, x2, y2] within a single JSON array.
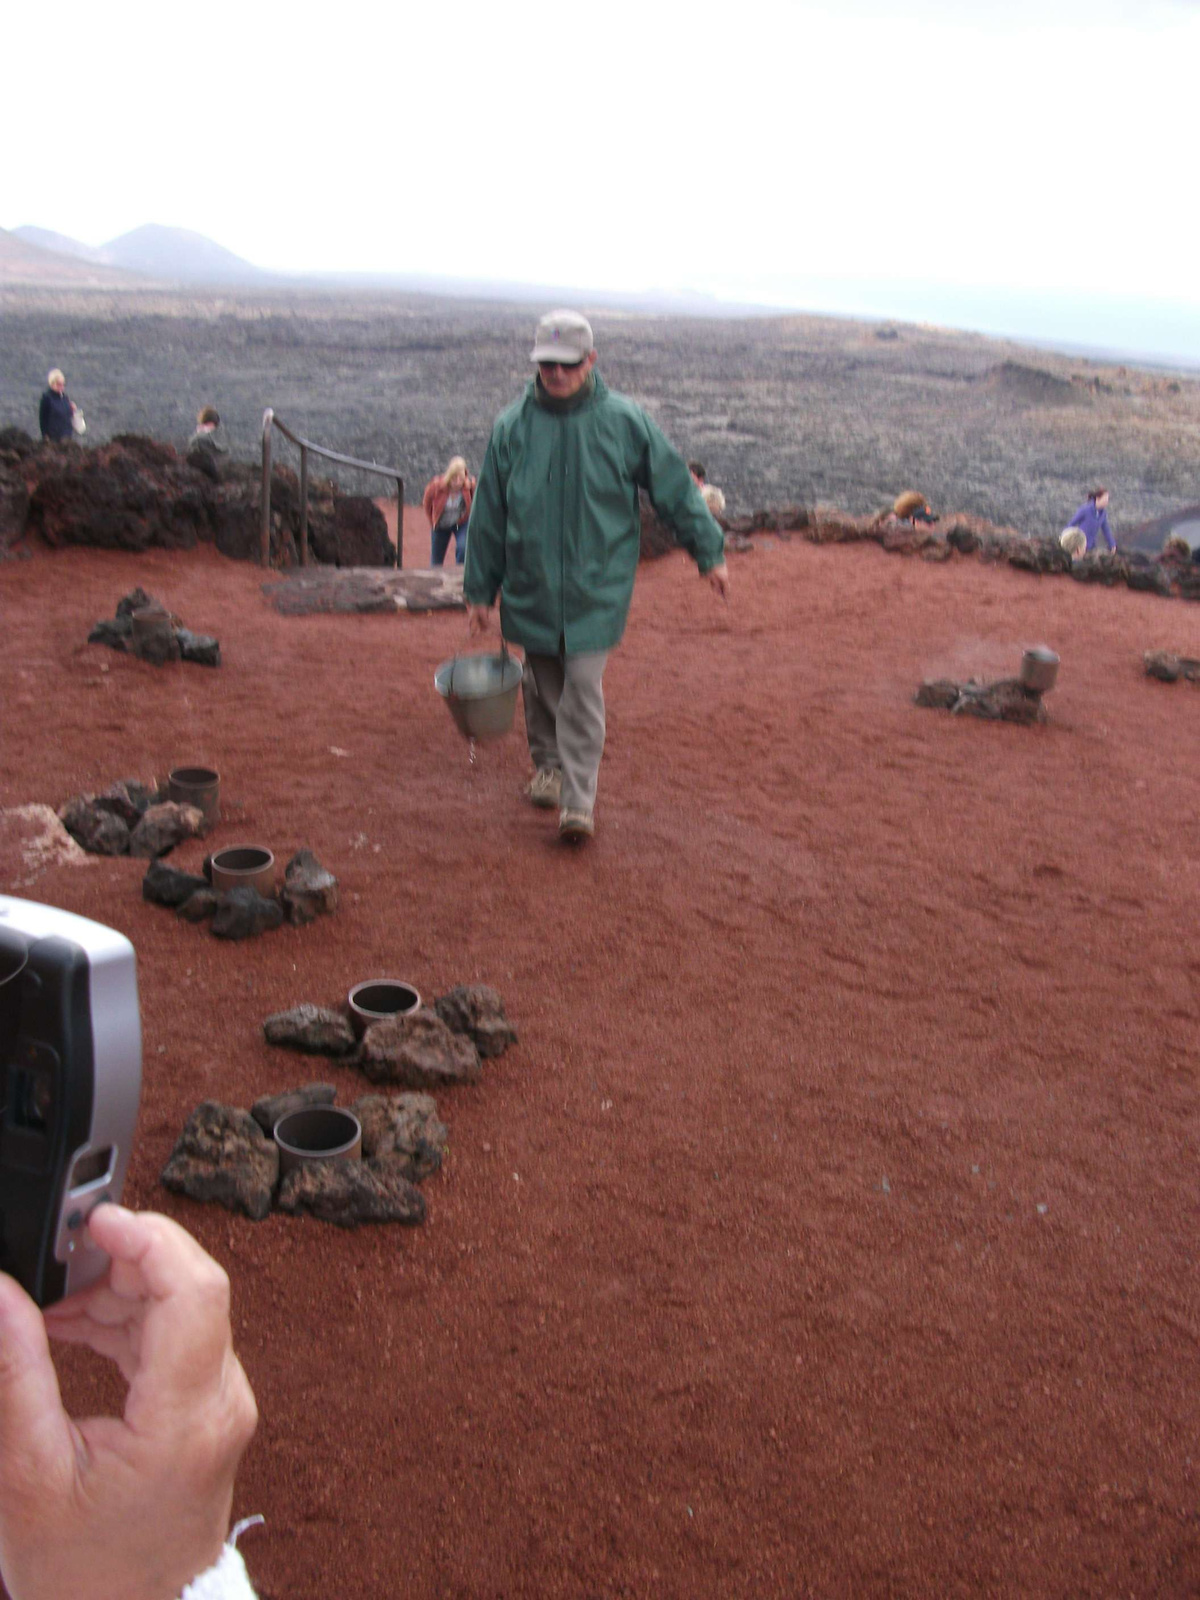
[[58, 795, 130, 855], [276, 1158, 426, 1227], [308, 495, 394, 568], [978, 533, 1026, 565], [808, 511, 867, 544], [133, 626, 182, 666], [128, 801, 205, 858], [433, 984, 518, 1059], [22, 437, 299, 565], [357, 1008, 482, 1090], [1145, 650, 1182, 682], [251, 1082, 338, 1137], [176, 628, 221, 667], [280, 849, 339, 926], [212, 886, 284, 941], [944, 521, 981, 555], [914, 679, 961, 710], [882, 523, 937, 555], [0, 464, 30, 550], [263, 1004, 356, 1056], [143, 858, 211, 908], [921, 539, 953, 563], [177, 888, 220, 922], [1071, 552, 1128, 587], [352, 1092, 448, 1180], [116, 586, 160, 618], [1143, 650, 1200, 683], [1127, 565, 1172, 597], [953, 678, 1045, 725], [96, 779, 153, 828], [1007, 537, 1071, 575], [88, 616, 132, 650], [160, 1102, 279, 1221]]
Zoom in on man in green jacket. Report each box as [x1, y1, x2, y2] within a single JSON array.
[[464, 309, 729, 842]]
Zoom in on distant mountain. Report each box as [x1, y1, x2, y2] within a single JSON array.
[[102, 224, 264, 284], [12, 226, 109, 264], [0, 228, 143, 287]]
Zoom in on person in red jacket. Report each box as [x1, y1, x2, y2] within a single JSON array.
[[422, 456, 476, 567]]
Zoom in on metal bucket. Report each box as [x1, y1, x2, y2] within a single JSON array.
[[348, 979, 422, 1038], [1020, 647, 1060, 694], [130, 606, 174, 647], [434, 649, 522, 740], [210, 845, 275, 897], [168, 765, 220, 827], [273, 1106, 362, 1178]]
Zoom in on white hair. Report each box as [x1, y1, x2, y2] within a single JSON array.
[[1059, 527, 1086, 559], [47, 368, 65, 387]]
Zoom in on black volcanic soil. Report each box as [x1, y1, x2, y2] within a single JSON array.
[[3, 535, 1200, 1598], [3, 285, 1199, 545]]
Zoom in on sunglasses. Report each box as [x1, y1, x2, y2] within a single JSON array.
[[537, 359, 584, 373]]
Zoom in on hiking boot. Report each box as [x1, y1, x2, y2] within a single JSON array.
[[558, 807, 595, 842], [525, 767, 562, 809]]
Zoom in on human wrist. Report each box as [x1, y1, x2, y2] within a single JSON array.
[[179, 1532, 260, 1599]]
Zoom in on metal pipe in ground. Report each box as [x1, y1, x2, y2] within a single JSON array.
[[260, 408, 274, 568], [299, 444, 309, 567], [394, 475, 404, 567]]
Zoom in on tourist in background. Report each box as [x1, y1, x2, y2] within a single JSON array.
[[189, 405, 227, 457], [38, 369, 77, 442], [1063, 487, 1116, 555], [423, 456, 475, 567], [187, 405, 229, 481], [1059, 526, 1087, 561]]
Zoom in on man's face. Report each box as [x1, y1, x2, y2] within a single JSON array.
[[537, 349, 596, 400], [50, 376, 65, 394]]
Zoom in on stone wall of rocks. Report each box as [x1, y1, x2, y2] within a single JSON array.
[[0, 429, 393, 568], [644, 494, 1200, 605]]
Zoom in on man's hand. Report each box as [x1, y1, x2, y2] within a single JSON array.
[[467, 603, 493, 637], [0, 1206, 258, 1600], [707, 562, 730, 601]]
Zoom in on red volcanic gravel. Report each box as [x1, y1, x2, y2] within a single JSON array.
[[3, 529, 1200, 1600]]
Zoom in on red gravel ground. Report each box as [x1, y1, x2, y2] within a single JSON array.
[[3, 529, 1199, 1600]]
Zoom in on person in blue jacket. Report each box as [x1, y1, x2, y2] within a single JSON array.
[[1064, 487, 1116, 554], [38, 369, 77, 442]]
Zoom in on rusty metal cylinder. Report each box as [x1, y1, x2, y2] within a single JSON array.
[[273, 1107, 362, 1178]]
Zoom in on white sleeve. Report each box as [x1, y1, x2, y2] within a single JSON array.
[[179, 1541, 259, 1600]]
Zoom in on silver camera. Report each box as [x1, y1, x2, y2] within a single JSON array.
[[0, 896, 142, 1307]]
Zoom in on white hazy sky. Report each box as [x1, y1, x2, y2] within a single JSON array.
[[5, 0, 1199, 352]]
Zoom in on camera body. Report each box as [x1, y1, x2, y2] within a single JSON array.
[[0, 897, 142, 1307]]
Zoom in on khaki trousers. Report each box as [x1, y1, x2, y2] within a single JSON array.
[[522, 649, 609, 813]]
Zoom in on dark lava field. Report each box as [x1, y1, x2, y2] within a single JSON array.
[[3, 285, 1199, 540]]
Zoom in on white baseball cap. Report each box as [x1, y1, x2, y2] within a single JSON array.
[[531, 309, 594, 364]]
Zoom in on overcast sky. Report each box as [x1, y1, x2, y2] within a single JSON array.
[[5, 0, 1199, 356]]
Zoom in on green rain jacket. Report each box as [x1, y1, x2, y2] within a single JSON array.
[[463, 373, 725, 655]]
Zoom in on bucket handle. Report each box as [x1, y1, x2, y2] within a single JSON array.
[[447, 636, 511, 698]]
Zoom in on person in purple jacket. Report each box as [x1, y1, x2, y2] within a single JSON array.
[[1064, 487, 1116, 554]]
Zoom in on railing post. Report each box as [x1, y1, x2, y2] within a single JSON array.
[[299, 445, 309, 567], [395, 475, 404, 568], [260, 408, 274, 568]]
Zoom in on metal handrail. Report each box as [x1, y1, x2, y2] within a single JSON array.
[[260, 408, 405, 568]]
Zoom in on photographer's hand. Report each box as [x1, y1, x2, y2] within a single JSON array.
[[0, 1205, 257, 1600]]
